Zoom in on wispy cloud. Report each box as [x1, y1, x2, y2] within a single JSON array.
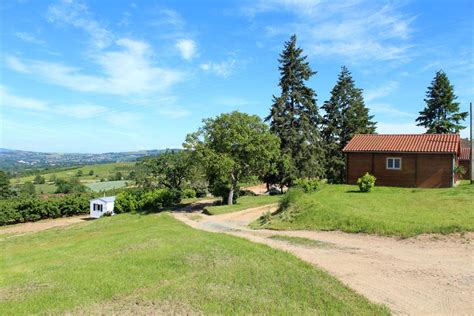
[[364, 81, 399, 102], [245, 0, 415, 62], [175, 39, 197, 61], [367, 103, 414, 118], [158, 107, 191, 118], [14, 32, 45, 45], [200, 59, 237, 77], [215, 96, 256, 107], [376, 122, 424, 134], [0, 85, 137, 124], [47, 0, 112, 49], [6, 38, 184, 96], [0, 85, 49, 111]]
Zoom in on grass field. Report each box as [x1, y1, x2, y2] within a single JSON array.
[[257, 182, 474, 238], [85, 180, 129, 192], [205, 195, 281, 215], [0, 213, 388, 315], [12, 162, 135, 184]]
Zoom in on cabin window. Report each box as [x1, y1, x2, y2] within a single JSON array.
[[93, 204, 103, 211], [386, 157, 402, 170]]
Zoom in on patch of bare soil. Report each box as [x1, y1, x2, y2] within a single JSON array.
[[172, 205, 474, 315], [0, 216, 90, 235]]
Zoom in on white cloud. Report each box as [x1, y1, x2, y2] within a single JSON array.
[[48, 0, 112, 49], [0, 86, 49, 111], [158, 107, 191, 118], [364, 81, 399, 101], [376, 122, 425, 134], [5, 56, 31, 73], [246, 1, 415, 62], [175, 39, 197, 61], [151, 9, 185, 29], [215, 97, 256, 107], [56, 104, 108, 118], [367, 103, 413, 118], [200, 59, 237, 77], [6, 38, 184, 96], [14, 32, 45, 45]]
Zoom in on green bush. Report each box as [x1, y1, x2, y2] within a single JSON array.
[[114, 191, 139, 214], [0, 194, 90, 226], [293, 178, 319, 193], [182, 188, 197, 199], [357, 173, 376, 192]]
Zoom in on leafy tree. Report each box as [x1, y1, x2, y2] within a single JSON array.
[[261, 153, 295, 193], [88, 170, 94, 176], [321, 66, 376, 183], [137, 151, 192, 191], [76, 170, 83, 177], [185, 111, 280, 205], [266, 34, 325, 179], [416, 70, 468, 133], [0, 170, 12, 199], [55, 178, 87, 194], [33, 174, 45, 184], [115, 172, 123, 181], [21, 182, 36, 197]]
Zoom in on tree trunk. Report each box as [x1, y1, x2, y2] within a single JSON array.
[[227, 173, 237, 205]]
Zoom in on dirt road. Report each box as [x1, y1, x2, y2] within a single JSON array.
[[0, 216, 90, 235], [173, 205, 474, 315]]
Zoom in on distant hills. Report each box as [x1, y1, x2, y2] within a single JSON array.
[[0, 148, 173, 171]]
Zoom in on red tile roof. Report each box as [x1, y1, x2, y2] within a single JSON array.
[[460, 147, 471, 161], [342, 134, 460, 154]]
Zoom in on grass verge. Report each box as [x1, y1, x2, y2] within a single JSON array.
[[0, 213, 388, 315], [254, 183, 474, 238], [204, 195, 281, 215]]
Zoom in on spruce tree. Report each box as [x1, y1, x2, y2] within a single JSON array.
[[266, 35, 325, 179], [321, 66, 376, 183], [416, 70, 467, 134]]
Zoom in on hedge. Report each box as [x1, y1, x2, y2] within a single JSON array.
[[0, 194, 90, 226]]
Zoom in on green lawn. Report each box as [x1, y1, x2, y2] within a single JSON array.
[[0, 213, 388, 315], [205, 195, 281, 215], [257, 183, 474, 238]]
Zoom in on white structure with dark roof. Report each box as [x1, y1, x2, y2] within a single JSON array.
[[90, 196, 116, 218]]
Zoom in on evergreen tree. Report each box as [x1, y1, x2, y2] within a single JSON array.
[[322, 66, 376, 183], [416, 70, 468, 134], [266, 35, 325, 179]]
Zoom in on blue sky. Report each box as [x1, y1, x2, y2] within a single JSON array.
[[0, 0, 472, 153]]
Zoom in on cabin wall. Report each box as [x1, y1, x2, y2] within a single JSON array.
[[346, 153, 454, 188]]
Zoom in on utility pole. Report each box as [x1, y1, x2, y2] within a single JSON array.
[[470, 102, 473, 184]]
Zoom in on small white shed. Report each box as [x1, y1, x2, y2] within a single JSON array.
[[90, 196, 116, 218]]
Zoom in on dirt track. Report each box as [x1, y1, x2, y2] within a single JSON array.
[[173, 204, 474, 315], [0, 216, 89, 235]]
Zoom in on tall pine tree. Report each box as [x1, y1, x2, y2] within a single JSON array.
[[321, 66, 376, 183], [266, 35, 325, 179], [416, 70, 467, 134]]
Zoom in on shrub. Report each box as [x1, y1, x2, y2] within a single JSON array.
[[182, 188, 197, 199], [114, 191, 138, 214], [239, 189, 257, 196], [293, 178, 319, 193], [0, 194, 90, 226], [357, 173, 376, 192], [454, 165, 466, 179]]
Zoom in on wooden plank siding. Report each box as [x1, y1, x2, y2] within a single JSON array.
[[346, 153, 456, 188]]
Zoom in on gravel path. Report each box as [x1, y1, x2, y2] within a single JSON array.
[[172, 204, 474, 315]]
